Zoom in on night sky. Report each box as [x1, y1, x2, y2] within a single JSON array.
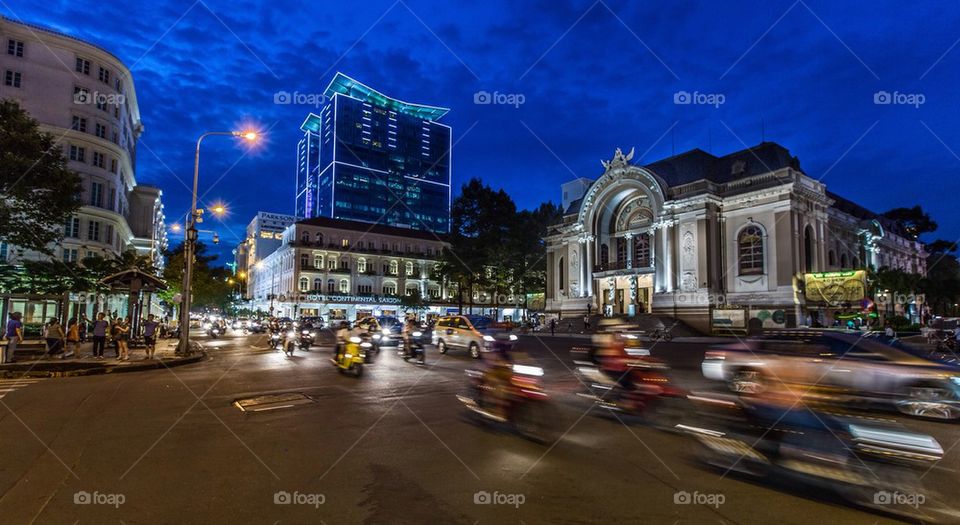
[[6, 0, 960, 261]]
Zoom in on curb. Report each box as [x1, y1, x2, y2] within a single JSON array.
[[0, 351, 208, 379]]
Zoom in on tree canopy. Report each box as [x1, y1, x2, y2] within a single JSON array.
[[881, 205, 938, 240], [0, 99, 83, 253], [161, 241, 234, 311]]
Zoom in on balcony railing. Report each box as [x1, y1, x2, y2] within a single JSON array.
[[592, 259, 652, 273]]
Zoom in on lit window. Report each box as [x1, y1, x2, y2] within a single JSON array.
[[738, 225, 764, 275], [339, 279, 349, 293]]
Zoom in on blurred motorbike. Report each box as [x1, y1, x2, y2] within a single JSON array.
[[457, 357, 553, 443], [268, 331, 282, 350], [400, 329, 427, 364], [207, 326, 222, 339], [332, 336, 367, 377], [575, 357, 686, 429], [299, 329, 315, 351], [679, 394, 955, 522]]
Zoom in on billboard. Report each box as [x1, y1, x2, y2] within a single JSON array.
[[803, 270, 867, 305]]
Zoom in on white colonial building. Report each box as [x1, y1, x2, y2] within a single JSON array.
[[0, 16, 165, 322], [249, 217, 455, 322], [546, 144, 927, 332]]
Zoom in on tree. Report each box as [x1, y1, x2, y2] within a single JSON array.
[[881, 206, 938, 240], [400, 288, 428, 318], [161, 242, 233, 311], [0, 99, 83, 253]]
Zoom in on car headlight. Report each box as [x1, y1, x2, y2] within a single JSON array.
[[302, 330, 310, 335], [361, 342, 372, 348], [513, 364, 544, 376], [349, 336, 361, 343], [382, 328, 390, 335], [483, 335, 495, 342], [412, 331, 423, 337], [373, 334, 382, 340], [509, 334, 518, 341], [344, 353, 352, 358], [286, 331, 296, 338]]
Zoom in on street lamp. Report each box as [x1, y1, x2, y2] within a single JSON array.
[[179, 130, 259, 355]]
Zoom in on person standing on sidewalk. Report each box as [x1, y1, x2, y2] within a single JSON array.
[[4, 312, 23, 363], [549, 318, 557, 336], [65, 317, 81, 358], [583, 314, 591, 333], [116, 317, 131, 361], [44, 317, 65, 358], [142, 314, 159, 360], [91, 312, 108, 359]]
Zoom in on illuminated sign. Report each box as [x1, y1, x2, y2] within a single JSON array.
[[281, 294, 402, 305], [803, 270, 866, 305]]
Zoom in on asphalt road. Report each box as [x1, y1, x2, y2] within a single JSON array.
[[0, 329, 956, 524]]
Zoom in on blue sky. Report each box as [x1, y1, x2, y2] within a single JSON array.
[[5, 0, 960, 261]]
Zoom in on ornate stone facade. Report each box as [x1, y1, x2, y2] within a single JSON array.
[[545, 143, 928, 331]]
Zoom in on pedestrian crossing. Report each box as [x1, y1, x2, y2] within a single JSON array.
[[0, 378, 43, 400]]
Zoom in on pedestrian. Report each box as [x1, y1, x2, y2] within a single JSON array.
[[65, 317, 81, 358], [549, 318, 557, 336], [116, 316, 131, 361], [567, 321, 573, 333], [884, 322, 896, 342], [78, 314, 88, 343], [142, 314, 159, 359], [583, 314, 591, 333], [91, 312, 109, 359], [44, 317, 65, 358], [110, 317, 121, 357], [4, 312, 23, 363]]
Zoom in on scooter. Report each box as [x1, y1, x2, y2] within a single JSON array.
[[299, 329, 315, 351], [399, 330, 426, 364], [207, 326, 222, 339], [332, 336, 367, 377], [457, 362, 554, 443], [575, 358, 686, 429], [268, 331, 282, 350], [283, 329, 297, 357]]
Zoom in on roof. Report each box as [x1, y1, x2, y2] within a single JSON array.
[[563, 142, 802, 214], [99, 268, 167, 291], [296, 216, 449, 243], [643, 142, 801, 186], [322, 72, 450, 121]]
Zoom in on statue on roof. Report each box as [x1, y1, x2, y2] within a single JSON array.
[[601, 147, 635, 170]]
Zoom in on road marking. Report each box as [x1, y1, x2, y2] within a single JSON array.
[[0, 378, 44, 399]]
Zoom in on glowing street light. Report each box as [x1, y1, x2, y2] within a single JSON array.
[[179, 129, 262, 355]]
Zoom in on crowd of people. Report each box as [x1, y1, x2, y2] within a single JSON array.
[[2, 311, 171, 363]]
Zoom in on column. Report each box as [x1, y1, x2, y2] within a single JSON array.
[[624, 233, 634, 270]]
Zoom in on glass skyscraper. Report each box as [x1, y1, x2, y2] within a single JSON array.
[[296, 73, 452, 234]]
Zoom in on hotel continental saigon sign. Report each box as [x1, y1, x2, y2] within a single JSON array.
[[278, 294, 403, 305], [803, 271, 867, 305]]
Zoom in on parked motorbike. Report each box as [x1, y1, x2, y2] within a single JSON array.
[[679, 394, 955, 522], [457, 360, 554, 443], [332, 336, 367, 377], [575, 357, 686, 429]]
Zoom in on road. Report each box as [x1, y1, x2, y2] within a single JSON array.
[[0, 329, 956, 524]]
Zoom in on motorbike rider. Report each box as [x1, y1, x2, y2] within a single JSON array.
[[482, 340, 515, 420], [334, 321, 351, 361], [401, 318, 419, 358]]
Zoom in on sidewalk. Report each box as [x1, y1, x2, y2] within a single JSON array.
[[0, 338, 205, 378]]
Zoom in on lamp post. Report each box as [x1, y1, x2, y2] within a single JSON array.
[[179, 130, 257, 354]]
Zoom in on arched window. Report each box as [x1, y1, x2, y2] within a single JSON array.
[[315, 232, 323, 245], [312, 278, 322, 290], [383, 283, 397, 295], [300, 231, 309, 243], [405, 261, 414, 276], [390, 260, 398, 275], [840, 253, 848, 269], [298, 277, 309, 291], [300, 253, 308, 268], [633, 233, 651, 267], [616, 238, 626, 263], [327, 279, 335, 293], [737, 225, 764, 275], [804, 225, 815, 272], [339, 279, 349, 293], [828, 250, 836, 267], [357, 258, 366, 273], [314, 254, 323, 269]]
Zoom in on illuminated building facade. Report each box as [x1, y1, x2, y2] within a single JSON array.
[[295, 72, 451, 234]]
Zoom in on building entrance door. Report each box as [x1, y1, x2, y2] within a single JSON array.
[[616, 289, 625, 315]]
